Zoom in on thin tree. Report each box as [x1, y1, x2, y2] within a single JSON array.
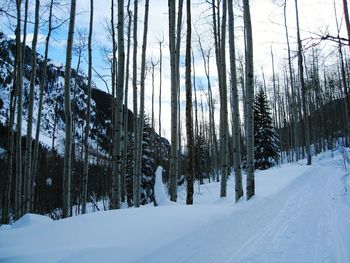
[[134, 0, 149, 208], [24, 0, 40, 213], [243, 0, 255, 200], [219, 0, 229, 198], [294, 0, 311, 165], [132, 0, 139, 206], [283, 0, 300, 161], [63, 0, 77, 218], [32, 0, 54, 195], [15, 0, 24, 220], [111, 0, 125, 210], [121, 0, 132, 203], [228, 0, 243, 202], [82, 0, 94, 214], [168, 0, 178, 202], [185, 0, 194, 205], [158, 37, 164, 138]]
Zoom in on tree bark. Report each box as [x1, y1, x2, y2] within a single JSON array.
[[185, 0, 194, 205], [228, 0, 243, 202], [82, 0, 94, 214], [132, 0, 139, 207], [63, 0, 76, 218], [168, 0, 178, 202], [134, 0, 149, 207], [294, 0, 311, 165], [24, 0, 40, 213], [121, 0, 132, 203], [219, 0, 228, 198], [111, 0, 125, 210], [243, 0, 255, 200], [15, 0, 24, 220]]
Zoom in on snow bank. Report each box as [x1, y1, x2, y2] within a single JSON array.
[[12, 214, 53, 229]]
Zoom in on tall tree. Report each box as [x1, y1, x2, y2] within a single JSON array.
[[243, 0, 255, 200], [283, 0, 300, 161], [82, 0, 94, 214], [219, 0, 229, 198], [15, 0, 24, 220], [111, 0, 125, 210], [121, 0, 132, 203], [132, 0, 139, 206], [228, 0, 243, 202], [32, 0, 54, 197], [294, 0, 311, 165], [168, 0, 178, 202], [134, 0, 150, 207], [24, 0, 40, 213], [185, 0, 194, 205], [63, 0, 77, 218], [158, 38, 164, 138]]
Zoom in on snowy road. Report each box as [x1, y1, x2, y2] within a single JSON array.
[[1, 152, 350, 263], [139, 158, 350, 263]]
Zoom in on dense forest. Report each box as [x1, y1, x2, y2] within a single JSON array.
[[0, 0, 349, 225]]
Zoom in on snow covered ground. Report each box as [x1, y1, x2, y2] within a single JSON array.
[[1, 150, 350, 263]]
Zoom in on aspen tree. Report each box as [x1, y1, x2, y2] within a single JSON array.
[[185, 0, 194, 205], [63, 0, 76, 218], [294, 0, 311, 165], [228, 0, 243, 202], [168, 0, 178, 202], [121, 0, 132, 203], [15, 0, 23, 219], [23, 0, 40, 213], [243, 0, 255, 199], [111, 0, 125, 209], [134, 0, 150, 207], [82, 0, 94, 214], [32, 0, 54, 205]]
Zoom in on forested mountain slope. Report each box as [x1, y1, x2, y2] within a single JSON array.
[[0, 32, 170, 212]]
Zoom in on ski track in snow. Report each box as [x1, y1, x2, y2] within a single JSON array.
[[1, 152, 350, 263], [137, 158, 350, 263]]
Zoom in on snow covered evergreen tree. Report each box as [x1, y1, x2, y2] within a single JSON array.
[[254, 88, 279, 170]]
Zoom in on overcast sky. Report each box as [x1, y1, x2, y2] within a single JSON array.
[[1, 0, 347, 139]]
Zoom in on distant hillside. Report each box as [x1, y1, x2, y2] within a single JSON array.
[[0, 32, 170, 208]]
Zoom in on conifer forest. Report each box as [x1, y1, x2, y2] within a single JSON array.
[[0, 0, 350, 262]]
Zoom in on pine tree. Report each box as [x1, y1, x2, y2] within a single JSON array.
[[254, 88, 279, 170]]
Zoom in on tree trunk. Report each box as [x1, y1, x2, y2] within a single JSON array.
[[243, 0, 255, 200], [159, 39, 163, 138], [133, 0, 149, 207], [121, 0, 132, 203], [15, 0, 24, 220], [32, 0, 54, 202], [63, 0, 76, 218], [219, 0, 228, 198], [111, 0, 125, 210], [2, 64, 17, 224], [283, 1, 300, 161], [24, 0, 40, 213], [228, 0, 243, 202], [343, 0, 350, 47], [294, 0, 311, 165], [185, 0, 194, 205], [132, 0, 139, 207], [82, 0, 94, 214], [168, 0, 178, 202]]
